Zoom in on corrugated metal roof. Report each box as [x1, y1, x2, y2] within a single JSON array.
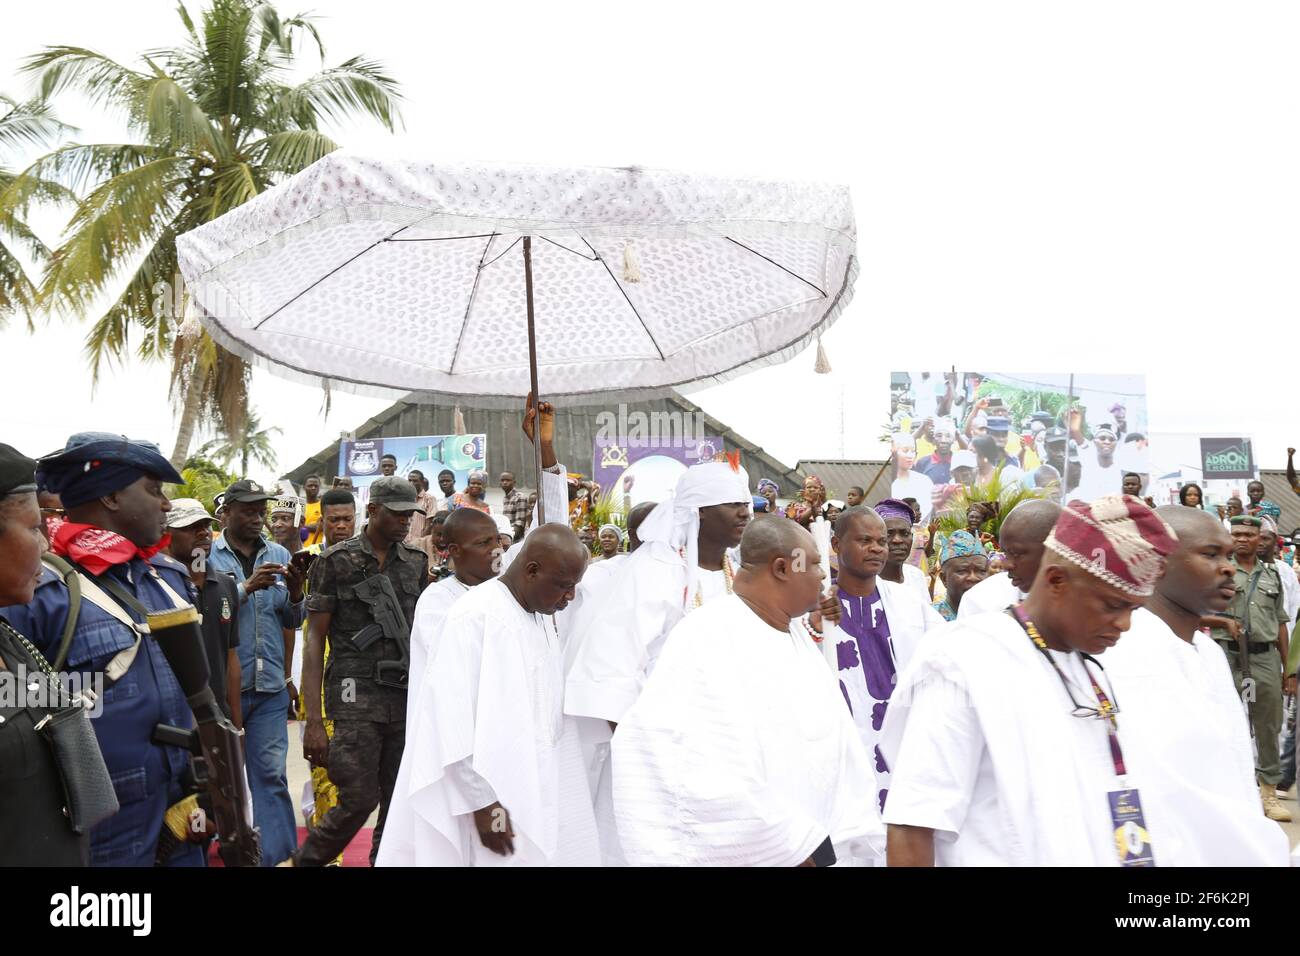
[[285, 390, 804, 496], [794, 459, 891, 505], [1261, 471, 1300, 535]]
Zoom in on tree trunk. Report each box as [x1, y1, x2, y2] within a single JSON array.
[[170, 378, 205, 469]]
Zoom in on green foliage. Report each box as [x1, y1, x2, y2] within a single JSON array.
[[933, 470, 1052, 543], [972, 378, 1075, 432], [7, 0, 403, 449], [170, 452, 237, 509], [0, 93, 75, 327], [196, 407, 281, 475]]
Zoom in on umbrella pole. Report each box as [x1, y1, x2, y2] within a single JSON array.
[[523, 235, 547, 524]]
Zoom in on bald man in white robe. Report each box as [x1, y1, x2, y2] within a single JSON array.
[[1104, 507, 1289, 865], [613, 517, 883, 866]]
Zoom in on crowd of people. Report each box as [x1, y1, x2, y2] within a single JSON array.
[[1, 393, 1297, 868]]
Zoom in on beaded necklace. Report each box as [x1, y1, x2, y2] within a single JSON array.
[[693, 554, 734, 608]]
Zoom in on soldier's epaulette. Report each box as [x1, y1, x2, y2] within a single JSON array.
[[321, 537, 356, 558], [149, 551, 190, 576]]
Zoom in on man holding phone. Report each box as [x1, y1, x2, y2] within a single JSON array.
[[208, 478, 306, 865]]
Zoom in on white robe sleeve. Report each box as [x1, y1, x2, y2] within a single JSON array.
[[564, 546, 681, 723], [881, 669, 984, 836], [445, 758, 498, 816], [531, 462, 569, 529]]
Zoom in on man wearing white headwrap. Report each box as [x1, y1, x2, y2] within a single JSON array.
[[564, 459, 752, 864]]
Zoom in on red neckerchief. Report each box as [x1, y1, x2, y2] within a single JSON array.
[[51, 522, 171, 576]]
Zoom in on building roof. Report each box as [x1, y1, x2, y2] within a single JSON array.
[[285, 390, 805, 496], [1260, 471, 1300, 535], [794, 459, 891, 505]]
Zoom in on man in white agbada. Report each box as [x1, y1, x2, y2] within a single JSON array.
[[564, 461, 752, 862], [883, 495, 1179, 866], [958, 499, 1060, 618], [376, 524, 597, 866], [613, 516, 885, 865], [1103, 506, 1290, 865], [376, 397, 586, 867]]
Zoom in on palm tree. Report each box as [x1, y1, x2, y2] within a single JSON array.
[[10, 0, 401, 463], [197, 408, 281, 476], [0, 93, 75, 326]]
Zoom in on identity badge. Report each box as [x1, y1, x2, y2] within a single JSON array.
[[1108, 788, 1155, 867]]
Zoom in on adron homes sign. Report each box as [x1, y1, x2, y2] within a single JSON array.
[[1200, 438, 1255, 480]]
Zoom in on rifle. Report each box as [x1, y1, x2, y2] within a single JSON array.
[[149, 606, 262, 867], [349, 574, 412, 690]]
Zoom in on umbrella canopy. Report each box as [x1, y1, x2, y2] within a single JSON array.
[[176, 155, 858, 405]]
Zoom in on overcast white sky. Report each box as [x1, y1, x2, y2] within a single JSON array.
[[3, 0, 1298, 485]]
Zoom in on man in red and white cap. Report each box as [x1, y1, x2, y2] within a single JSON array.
[[882, 495, 1179, 866]]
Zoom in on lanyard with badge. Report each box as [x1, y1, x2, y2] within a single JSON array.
[[1009, 606, 1155, 867]]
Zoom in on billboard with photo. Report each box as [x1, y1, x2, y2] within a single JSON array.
[[1146, 433, 1258, 509], [593, 435, 725, 511], [338, 434, 486, 511], [889, 371, 1150, 512]]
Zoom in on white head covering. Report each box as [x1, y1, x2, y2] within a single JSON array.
[[636, 460, 751, 606], [931, 417, 957, 441], [492, 514, 515, 538]]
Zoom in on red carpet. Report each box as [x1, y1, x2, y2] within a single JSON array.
[[207, 827, 375, 867]]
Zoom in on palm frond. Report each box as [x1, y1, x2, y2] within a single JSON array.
[[22, 46, 147, 112], [0, 210, 52, 262], [0, 168, 78, 220], [139, 70, 223, 157], [0, 238, 40, 322], [0, 94, 76, 152], [208, 160, 262, 215], [243, 128, 336, 174], [282, 12, 326, 62], [175, 1, 201, 44], [9, 142, 168, 196], [78, 228, 180, 379], [277, 57, 403, 132], [40, 156, 190, 318], [200, 0, 258, 122]]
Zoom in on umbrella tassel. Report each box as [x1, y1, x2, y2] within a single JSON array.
[[814, 337, 832, 374], [622, 241, 642, 284]]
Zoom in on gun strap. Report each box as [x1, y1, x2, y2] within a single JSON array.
[[39, 554, 82, 673]]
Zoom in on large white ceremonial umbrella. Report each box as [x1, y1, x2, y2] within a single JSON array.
[[176, 155, 858, 517]]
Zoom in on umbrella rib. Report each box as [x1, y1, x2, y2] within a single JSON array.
[[539, 236, 599, 261], [252, 222, 417, 331], [448, 233, 499, 375], [724, 236, 827, 297], [580, 235, 666, 361], [480, 236, 523, 269], [386, 234, 499, 242]]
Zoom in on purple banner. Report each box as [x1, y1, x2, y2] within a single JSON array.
[[593, 436, 724, 508]]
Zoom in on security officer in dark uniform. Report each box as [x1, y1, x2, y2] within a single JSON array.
[[297, 476, 428, 865], [0, 443, 115, 866], [1207, 513, 1292, 823], [0, 433, 205, 866]]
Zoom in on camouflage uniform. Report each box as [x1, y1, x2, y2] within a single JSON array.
[[295, 532, 428, 865]]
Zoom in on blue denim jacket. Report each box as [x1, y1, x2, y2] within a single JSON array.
[[208, 536, 304, 694]]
